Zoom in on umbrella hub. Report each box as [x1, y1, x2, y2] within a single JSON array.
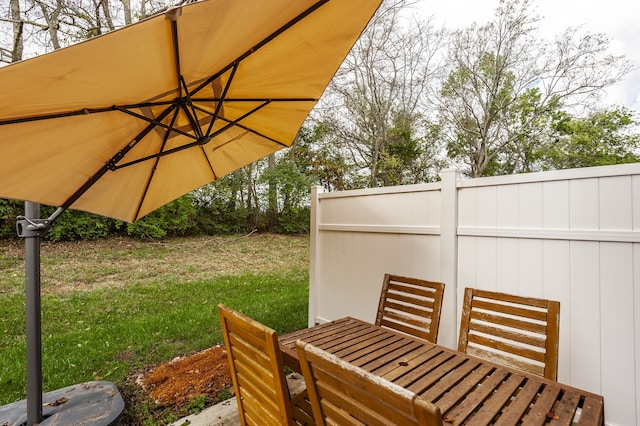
[[197, 135, 212, 145]]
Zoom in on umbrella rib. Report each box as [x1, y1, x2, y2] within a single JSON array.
[[186, 103, 288, 148], [190, 0, 330, 96], [58, 104, 178, 211], [178, 75, 205, 139], [204, 62, 238, 138], [114, 105, 198, 140], [0, 101, 177, 126], [168, 12, 208, 142], [181, 65, 220, 180], [198, 143, 218, 181], [213, 116, 289, 149], [192, 97, 317, 103], [12, 99, 207, 150], [114, 101, 273, 170], [187, 96, 317, 126], [169, 14, 183, 98], [132, 107, 182, 220]]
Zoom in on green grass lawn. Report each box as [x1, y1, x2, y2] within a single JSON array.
[[0, 234, 310, 420]]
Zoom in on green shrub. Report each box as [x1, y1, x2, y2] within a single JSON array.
[[0, 199, 23, 239], [44, 209, 113, 242], [117, 196, 197, 239], [276, 207, 310, 234]]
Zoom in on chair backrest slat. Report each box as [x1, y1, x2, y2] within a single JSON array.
[[457, 288, 560, 380], [376, 274, 445, 343], [218, 304, 294, 426], [297, 340, 443, 426]]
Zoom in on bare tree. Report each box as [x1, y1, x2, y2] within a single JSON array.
[[120, 0, 131, 25], [437, 0, 632, 177], [33, 0, 64, 49], [317, 0, 446, 187], [6, 0, 24, 62], [0, 0, 180, 63]]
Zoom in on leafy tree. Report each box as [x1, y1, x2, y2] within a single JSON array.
[[290, 124, 352, 191], [436, 0, 632, 177], [258, 155, 312, 233], [539, 107, 640, 170], [376, 111, 439, 186], [192, 170, 254, 234]]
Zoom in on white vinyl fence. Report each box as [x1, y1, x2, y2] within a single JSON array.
[[308, 163, 640, 426]]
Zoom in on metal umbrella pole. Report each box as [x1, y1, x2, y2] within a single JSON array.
[[22, 201, 43, 425], [16, 204, 66, 425]]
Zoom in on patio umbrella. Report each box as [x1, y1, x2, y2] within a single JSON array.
[[0, 0, 382, 423]]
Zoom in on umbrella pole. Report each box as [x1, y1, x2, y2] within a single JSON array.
[[24, 201, 43, 425], [17, 203, 62, 425]]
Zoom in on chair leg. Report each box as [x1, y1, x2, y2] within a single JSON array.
[[288, 373, 315, 425], [291, 389, 315, 425]]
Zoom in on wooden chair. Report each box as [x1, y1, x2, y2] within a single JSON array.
[[457, 288, 560, 380], [375, 274, 445, 343], [218, 304, 314, 426], [296, 340, 443, 426]]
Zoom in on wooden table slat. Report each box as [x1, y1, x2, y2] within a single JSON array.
[[430, 363, 493, 415], [404, 353, 467, 393], [393, 351, 451, 392], [578, 396, 605, 425], [521, 384, 562, 426], [333, 331, 402, 362], [279, 317, 354, 346], [358, 339, 424, 371], [280, 318, 365, 371], [303, 326, 379, 357], [299, 322, 375, 352], [461, 373, 525, 426], [550, 389, 582, 426], [419, 358, 482, 403], [492, 379, 542, 426], [376, 345, 441, 381], [440, 367, 509, 424]]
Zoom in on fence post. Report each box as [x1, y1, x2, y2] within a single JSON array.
[[439, 168, 460, 348], [308, 186, 324, 326]]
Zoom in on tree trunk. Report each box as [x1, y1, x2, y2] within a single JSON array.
[[120, 0, 132, 25], [10, 0, 23, 62], [34, 0, 62, 50], [267, 154, 277, 229]]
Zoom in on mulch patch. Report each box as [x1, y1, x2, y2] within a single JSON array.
[[140, 345, 233, 407], [120, 345, 233, 425]]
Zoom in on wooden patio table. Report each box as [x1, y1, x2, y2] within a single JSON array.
[[279, 317, 604, 426]]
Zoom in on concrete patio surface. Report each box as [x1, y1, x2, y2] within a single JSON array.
[[169, 373, 306, 426]]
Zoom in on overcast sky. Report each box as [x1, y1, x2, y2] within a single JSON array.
[[415, 0, 640, 111]]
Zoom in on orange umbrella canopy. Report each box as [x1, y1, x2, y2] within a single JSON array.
[[0, 0, 381, 222]]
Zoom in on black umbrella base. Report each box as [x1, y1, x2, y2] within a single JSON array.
[[0, 381, 124, 426]]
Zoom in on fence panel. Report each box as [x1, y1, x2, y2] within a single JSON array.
[[310, 163, 640, 425]]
